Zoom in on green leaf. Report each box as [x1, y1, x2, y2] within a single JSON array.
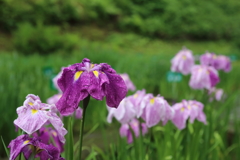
[[1, 136, 9, 158]]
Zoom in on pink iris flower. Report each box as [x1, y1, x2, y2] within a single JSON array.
[[172, 100, 207, 130], [119, 119, 148, 143], [107, 97, 136, 124], [120, 73, 136, 91], [140, 94, 174, 128], [189, 65, 219, 90], [171, 47, 195, 75], [14, 94, 67, 143], [128, 89, 146, 118], [208, 87, 224, 101], [200, 53, 231, 72]]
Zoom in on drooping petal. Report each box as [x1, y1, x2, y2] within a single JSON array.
[[57, 71, 89, 115], [8, 135, 31, 160], [14, 109, 49, 135], [107, 98, 135, 124], [104, 72, 127, 108], [48, 112, 67, 144]]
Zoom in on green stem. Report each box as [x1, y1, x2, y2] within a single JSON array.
[[68, 116, 74, 160], [28, 152, 35, 160], [78, 95, 90, 159]]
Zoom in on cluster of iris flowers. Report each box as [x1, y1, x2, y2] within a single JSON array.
[[7, 52, 231, 159], [171, 47, 231, 100], [8, 58, 128, 160]]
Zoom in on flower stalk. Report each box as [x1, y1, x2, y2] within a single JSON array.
[[78, 95, 90, 159]]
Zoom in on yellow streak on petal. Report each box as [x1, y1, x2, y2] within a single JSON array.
[[93, 71, 99, 78], [181, 107, 185, 112], [187, 105, 191, 109], [213, 55, 217, 59], [23, 140, 30, 144], [58, 94, 62, 99], [91, 64, 95, 68], [74, 71, 83, 81], [133, 94, 138, 98], [52, 131, 57, 137], [31, 109, 38, 115], [36, 148, 43, 154], [182, 55, 187, 60], [150, 98, 155, 104], [28, 102, 33, 106]]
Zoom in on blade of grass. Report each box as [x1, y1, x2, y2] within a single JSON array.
[[1, 136, 9, 158]]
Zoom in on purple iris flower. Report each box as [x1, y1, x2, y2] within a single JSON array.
[[120, 73, 136, 91], [33, 127, 64, 153], [56, 58, 127, 116], [172, 100, 206, 130], [119, 119, 148, 143], [140, 94, 174, 128], [107, 97, 136, 124], [14, 94, 67, 143], [128, 89, 146, 117], [189, 65, 220, 90], [47, 94, 83, 119], [8, 134, 64, 160], [171, 47, 194, 75]]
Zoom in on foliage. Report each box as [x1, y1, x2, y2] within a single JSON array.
[[13, 23, 80, 55], [1, 0, 240, 40]]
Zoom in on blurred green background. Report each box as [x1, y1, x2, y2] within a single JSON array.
[[0, 0, 240, 159]]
